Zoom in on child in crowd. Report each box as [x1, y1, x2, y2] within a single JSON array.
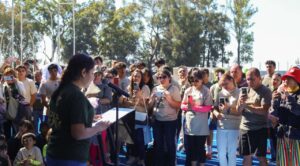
[[8, 120, 34, 162], [14, 133, 44, 166], [0, 144, 11, 166]]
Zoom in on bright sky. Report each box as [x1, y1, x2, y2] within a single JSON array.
[[225, 0, 300, 71]]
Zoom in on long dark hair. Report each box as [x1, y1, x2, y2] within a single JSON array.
[[142, 68, 154, 92], [129, 69, 145, 96], [51, 54, 95, 101]]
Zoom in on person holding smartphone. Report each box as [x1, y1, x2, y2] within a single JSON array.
[[123, 69, 150, 166], [148, 69, 181, 166], [237, 68, 272, 166], [270, 66, 300, 166], [180, 68, 213, 166], [212, 72, 241, 166], [2, 68, 27, 138]]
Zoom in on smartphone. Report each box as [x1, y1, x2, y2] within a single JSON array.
[[241, 87, 248, 96], [133, 82, 139, 90], [3, 76, 13, 81], [155, 91, 163, 98], [219, 97, 225, 105]]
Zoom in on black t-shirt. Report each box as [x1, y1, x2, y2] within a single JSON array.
[[47, 83, 94, 161], [7, 137, 22, 162]]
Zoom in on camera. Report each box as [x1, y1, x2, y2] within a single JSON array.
[[3, 76, 13, 81], [241, 87, 248, 96], [219, 97, 225, 105], [155, 91, 164, 98]]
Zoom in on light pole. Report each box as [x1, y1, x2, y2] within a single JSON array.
[[11, 0, 14, 58], [20, 0, 23, 62]]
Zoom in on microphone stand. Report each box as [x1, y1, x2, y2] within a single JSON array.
[[112, 91, 122, 166]]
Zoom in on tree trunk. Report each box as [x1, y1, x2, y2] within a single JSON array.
[[206, 35, 212, 67]]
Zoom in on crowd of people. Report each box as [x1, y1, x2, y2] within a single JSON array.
[[0, 55, 299, 166]]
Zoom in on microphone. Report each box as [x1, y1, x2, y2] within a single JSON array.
[[107, 82, 130, 98]]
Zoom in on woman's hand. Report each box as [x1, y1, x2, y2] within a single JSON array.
[[272, 91, 281, 99], [149, 93, 157, 103], [95, 120, 111, 132], [93, 114, 102, 121], [217, 113, 224, 120], [219, 103, 229, 112], [238, 94, 248, 107], [163, 90, 172, 102]]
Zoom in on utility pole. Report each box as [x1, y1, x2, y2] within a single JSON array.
[[11, 0, 14, 58], [20, 1, 23, 62]]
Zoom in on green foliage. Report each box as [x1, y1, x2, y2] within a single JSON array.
[[0, 1, 42, 61], [0, 0, 256, 67], [98, 1, 143, 62], [231, 0, 257, 65]]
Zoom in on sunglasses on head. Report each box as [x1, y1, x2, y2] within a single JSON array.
[[157, 75, 167, 80]]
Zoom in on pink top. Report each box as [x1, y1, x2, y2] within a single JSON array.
[[181, 103, 212, 112]]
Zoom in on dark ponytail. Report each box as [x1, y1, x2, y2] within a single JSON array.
[[51, 54, 95, 101]]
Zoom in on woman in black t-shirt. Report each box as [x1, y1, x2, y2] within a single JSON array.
[[46, 54, 110, 166]]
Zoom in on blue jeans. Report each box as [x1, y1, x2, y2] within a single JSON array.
[[153, 119, 177, 166], [46, 156, 87, 166], [32, 109, 44, 134], [217, 129, 239, 166]]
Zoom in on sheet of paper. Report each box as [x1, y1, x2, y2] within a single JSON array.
[[86, 83, 101, 95], [92, 107, 134, 127]]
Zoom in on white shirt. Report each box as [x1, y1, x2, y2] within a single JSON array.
[[14, 146, 43, 166], [19, 78, 37, 103], [38, 79, 60, 99]]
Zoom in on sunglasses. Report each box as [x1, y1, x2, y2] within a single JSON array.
[[190, 79, 201, 83], [157, 75, 168, 80]]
